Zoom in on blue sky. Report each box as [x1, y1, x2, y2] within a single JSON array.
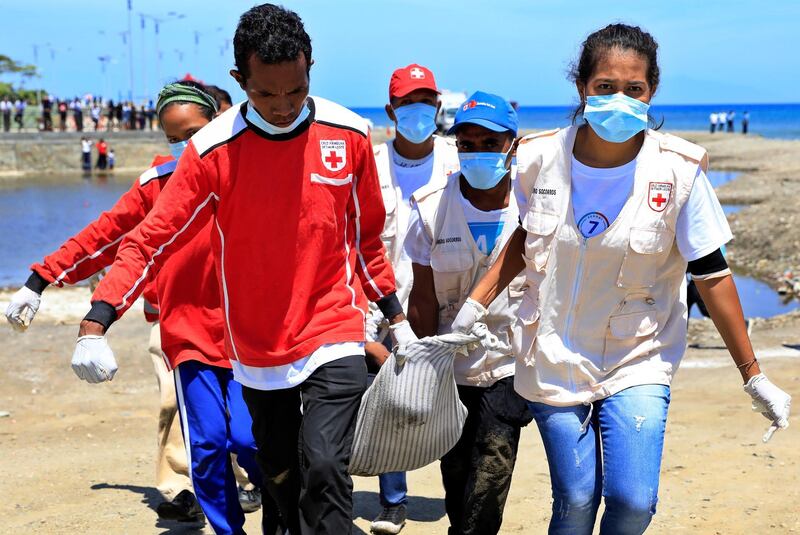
[[3, 0, 798, 107]]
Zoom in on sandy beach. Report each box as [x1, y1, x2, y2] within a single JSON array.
[[1, 131, 798, 534]]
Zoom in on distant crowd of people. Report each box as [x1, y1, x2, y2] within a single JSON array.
[[710, 109, 749, 134], [0, 85, 232, 133]]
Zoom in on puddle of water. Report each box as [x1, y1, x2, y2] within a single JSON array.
[[706, 170, 740, 188], [0, 175, 132, 287], [690, 272, 800, 319], [722, 204, 745, 215]]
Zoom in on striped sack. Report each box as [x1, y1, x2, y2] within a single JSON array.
[[349, 323, 510, 476]]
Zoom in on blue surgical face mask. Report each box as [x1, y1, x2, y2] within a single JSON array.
[[393, 103, 437, 144], [169, 140, 189, 160], [583, 93, 649, 143], [458, 144, 513, 190]]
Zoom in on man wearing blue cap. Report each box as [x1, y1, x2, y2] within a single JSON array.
[[404, 91, 533, 535]]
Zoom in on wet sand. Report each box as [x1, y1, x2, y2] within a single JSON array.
[[0, 287, 797, 534]]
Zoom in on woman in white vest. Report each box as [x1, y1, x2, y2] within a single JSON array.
[[450, 25, 791, 534], [405, 91, 533, 535], [366, 63, 459, 535]]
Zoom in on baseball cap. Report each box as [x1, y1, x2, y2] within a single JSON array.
[[448, 91, 518, 136], [389, 64, 440, 99]]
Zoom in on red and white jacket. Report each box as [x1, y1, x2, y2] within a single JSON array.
[[88, 97, 398, 368], [29, 155, 172, 320], [29, 155, 227, 370]]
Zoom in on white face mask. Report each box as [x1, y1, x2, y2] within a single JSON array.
[[246, 101, 311, 135]]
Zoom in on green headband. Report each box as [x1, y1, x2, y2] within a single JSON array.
[[156, 83, 218, 117]]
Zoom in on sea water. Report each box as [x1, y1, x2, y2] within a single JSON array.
[[351, 103, 800, 140], [0, 175, 129, 287]]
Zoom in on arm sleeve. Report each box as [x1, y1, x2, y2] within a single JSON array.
[[687, 248, 731, 280], [403, 205, 433, 266], [676, 168, 733, 261], [30, 177, 157, 287], [87, 143, 216, 328], [349, 131, 397, 303]]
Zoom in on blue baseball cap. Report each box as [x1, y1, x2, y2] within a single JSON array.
[[448, 91, 518, 136]]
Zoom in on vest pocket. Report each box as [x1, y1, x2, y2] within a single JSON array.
[[512, 290, 540, 365], [309, 173, 353, 186], [602, 309, 659, 372], [617, 227, 674, 288], [522, 210, 560, 271]]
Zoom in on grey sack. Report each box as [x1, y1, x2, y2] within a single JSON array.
[[349, 325, 510, 476]]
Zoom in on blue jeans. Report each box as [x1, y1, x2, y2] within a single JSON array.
[[528, 384, 670, 535], [379, 472, 408, 507]]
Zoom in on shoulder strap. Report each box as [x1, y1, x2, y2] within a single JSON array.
[[517, 127, 560, 146], [649, 130, 709, 173]]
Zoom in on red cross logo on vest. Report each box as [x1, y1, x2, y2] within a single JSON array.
[[410, 67, 425, 79], [320, 140, 347, 172], [647, 182, 673, 212]]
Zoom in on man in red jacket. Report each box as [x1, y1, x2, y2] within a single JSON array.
[[72, 4, 415, 534], [6, 82, 281, 534]]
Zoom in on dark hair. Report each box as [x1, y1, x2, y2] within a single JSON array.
[[233, 3, 312, 79], [160, 80, 216, 121], [570, 23, 661, 127], [205, 85, 233, 107]]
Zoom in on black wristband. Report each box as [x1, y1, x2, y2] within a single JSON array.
[[687, 248, 728, 276], [24, 271, 50, 294], [376, 292, 403, 321], [84, 301, 117, 330]]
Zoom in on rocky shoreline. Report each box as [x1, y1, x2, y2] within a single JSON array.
[[673, 132, 800, 297]]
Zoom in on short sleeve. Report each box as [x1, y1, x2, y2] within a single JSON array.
[[512, 142, 543, 218], [403, 204, 433, 265], [513, 175, 530, 217], [676, 168, 733, 262]]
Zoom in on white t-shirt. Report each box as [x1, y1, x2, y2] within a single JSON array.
[[392, 148, 435, 203], [514, 156, 732, 262], [405, 180, 511, 265]]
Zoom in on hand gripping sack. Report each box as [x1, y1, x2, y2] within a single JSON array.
[[349, 324, 510, 476]]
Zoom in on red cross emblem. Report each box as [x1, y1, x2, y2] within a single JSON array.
[[647, 182, 672, 212], [409, 67, 425, 79], [320, 140, 347, 172], [325, 151, 342, 168]]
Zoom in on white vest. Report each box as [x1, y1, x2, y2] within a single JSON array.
[[513, 126, 708, 405], [368, 136, 459, 340], [413, 173, 526, 387]]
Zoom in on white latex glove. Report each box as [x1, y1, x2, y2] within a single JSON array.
[[5, 286, 42, 332], [743, 373, 791, 442], [71, 335, 118, 383], [451, 298, 487, 335], [389, 320, 418, 348]]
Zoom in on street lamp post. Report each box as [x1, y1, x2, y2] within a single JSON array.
[[140, 12, 185, 92], [98, 55, 112, 102], [139, 14, 147, 100], [126, 0, 135, 102]]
